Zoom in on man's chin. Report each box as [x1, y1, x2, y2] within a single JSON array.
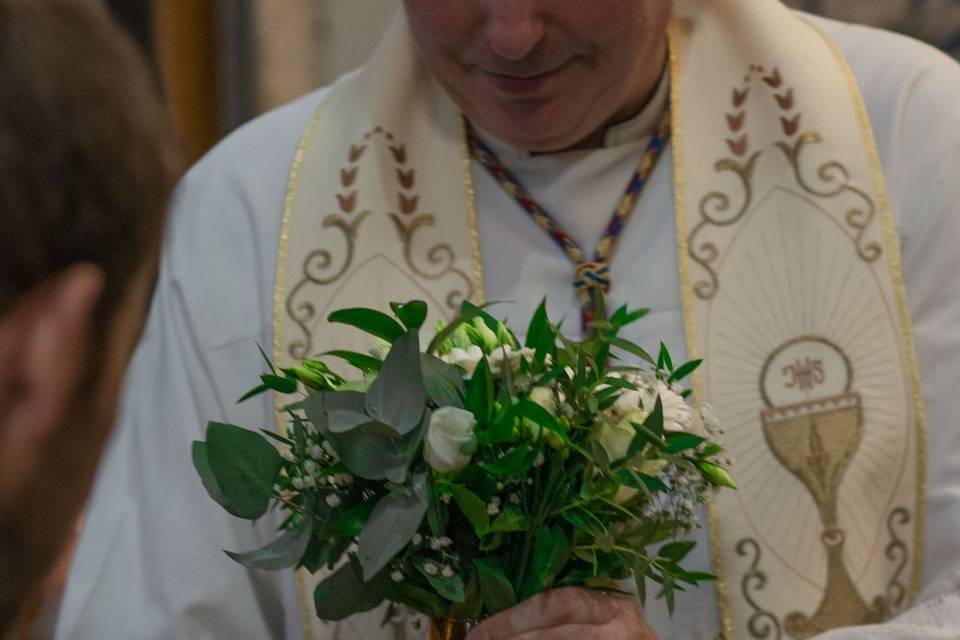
[[482, 118, 589, 154]]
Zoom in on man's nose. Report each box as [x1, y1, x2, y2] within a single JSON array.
[[483, 1, 545, 61]]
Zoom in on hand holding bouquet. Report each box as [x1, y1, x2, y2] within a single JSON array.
[[193, 299, 735, 629]]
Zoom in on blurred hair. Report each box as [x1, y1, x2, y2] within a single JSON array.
[[0, 0, 181, 319]]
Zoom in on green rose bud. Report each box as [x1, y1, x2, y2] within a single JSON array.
[[469, 317, 499, 353], [496, 321, 519, 349], [699, 461, 737, 489]]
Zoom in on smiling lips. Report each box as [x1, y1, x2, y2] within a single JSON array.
[[479, 62, 569, 96]]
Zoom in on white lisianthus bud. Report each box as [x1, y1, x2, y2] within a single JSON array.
[[424, 562, 439, 576], [325, 494, 341, 507], [529, 386, 557, 415], [423, 407, 478, 473], [441, 565, 454, 578], [391, 570, 404, 583], [441, 345, 484, 377], [488, 346, 535, 377], [292, 476, 305, 490]]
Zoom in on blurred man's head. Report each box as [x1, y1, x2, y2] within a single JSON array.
[[0, 0, 179, 627], [403, 0, 672, 152]]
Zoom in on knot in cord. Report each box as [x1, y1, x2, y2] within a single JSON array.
[[573, 261, 611, 304]]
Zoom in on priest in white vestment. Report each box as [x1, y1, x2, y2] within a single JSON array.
[[57, 1, 960, 639]]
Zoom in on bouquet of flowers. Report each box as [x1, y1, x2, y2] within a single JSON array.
[[193, 299, 735, 631]]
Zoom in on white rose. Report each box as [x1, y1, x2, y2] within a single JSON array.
[[441, 345, 484, 377], [596, 408, 646, 463], [618, 379, 694, 433], [423, 407, 477, 473]]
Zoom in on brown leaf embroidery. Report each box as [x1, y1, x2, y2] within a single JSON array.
[[399, 193, 419, 215], [762, 67, 783, 89], [390, 145, 407, 164], [349, 144, 367, 162], [733, 87, 750, 108], [337, 191, 357, 213], [396, 168, 415, 190], [726, 112, 746, 132], [340, 167, 358, 187], [781, 114, 801, 137], [726, 135, 749, 157], [775, 88, 794, 111]]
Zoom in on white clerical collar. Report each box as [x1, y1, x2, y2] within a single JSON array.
[[472, 66, 670, 160]]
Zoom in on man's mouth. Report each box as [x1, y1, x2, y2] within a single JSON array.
[[479, 62, 569, 96]]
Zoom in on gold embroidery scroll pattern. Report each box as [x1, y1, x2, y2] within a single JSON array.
[[689, 65, 764, 300], [380, 130, 474, 313], [284, 134, 374, 359], [884, 507, 911, 613], [736, 537, 783, 640], [769, 69, 881, 264]]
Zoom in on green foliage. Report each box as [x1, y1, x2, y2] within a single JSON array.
[[202, 422, 282, 520], [327, 307, 405, 343], [358, 474, 429, 580], [421, 354, 465, 409], [450, 484, 489, 535], [365, 330, 426, 435], [313, 557, 384, 621], [225, 514, 314, 570], [195, 298, 736, 625], [474, 558, 517, 614]]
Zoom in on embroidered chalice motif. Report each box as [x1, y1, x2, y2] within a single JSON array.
[[759, 337, 887, 638]]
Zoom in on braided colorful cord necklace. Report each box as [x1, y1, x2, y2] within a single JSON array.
[[466, 108, 672, 332]]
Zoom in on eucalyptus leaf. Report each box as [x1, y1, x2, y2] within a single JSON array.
[[313, 557, 384, 621], [366, 330, 426, 435], [192, 441, 228, 508], [421, 354, 466, 409], [225, 516, 313, 570], [205, 422, 282, 520], [324, 419, 417, 483], [358, 473, 429, 580], [326, 409, 370, 434]]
